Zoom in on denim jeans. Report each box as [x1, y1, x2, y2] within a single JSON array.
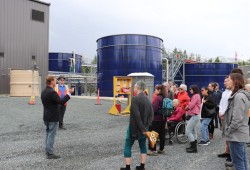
[[186, 115, 200, 142], [229, 141, 248, 170], [44, 122, 59, 154], [200, 118, 211, 142]]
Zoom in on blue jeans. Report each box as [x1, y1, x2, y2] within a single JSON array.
[[229, 141, 248, 170], [200, 118, 211, 142], [44, 122, 59, 154], [186, 115, 200, 142]]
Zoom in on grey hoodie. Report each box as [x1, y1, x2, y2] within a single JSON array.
[[224, 89, 250, 142]]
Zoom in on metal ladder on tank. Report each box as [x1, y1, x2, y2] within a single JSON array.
[[169, 54, 185, 84], [163, 54, 185, 84]]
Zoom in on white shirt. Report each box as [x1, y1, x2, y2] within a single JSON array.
[[219, 89, 232, 116]]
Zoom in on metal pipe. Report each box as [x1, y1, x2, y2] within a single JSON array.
[[162, 58, 168, 82]]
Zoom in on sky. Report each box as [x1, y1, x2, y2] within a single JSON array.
[[45, 0, 250, 63]]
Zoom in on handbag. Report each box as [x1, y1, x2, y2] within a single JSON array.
[[204, 106, 216, 116], [185, 114, 192, 121], [145, 131, 159, 148]]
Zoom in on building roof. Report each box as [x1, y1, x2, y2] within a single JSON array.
[[29, 0, 50, 6]]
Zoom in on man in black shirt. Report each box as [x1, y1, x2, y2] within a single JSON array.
[[41, 76, 74, 159]]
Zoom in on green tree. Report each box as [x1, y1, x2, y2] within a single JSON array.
[[208, 58, 213, 62], [214, 57, 221, 63], [162, 44, 168, 70], [173, 48, 178, 55], [183, 50, 188, 59], [238, 61, 243, 66], [82, 65, 91, 74], [91, 55, 97, 64]]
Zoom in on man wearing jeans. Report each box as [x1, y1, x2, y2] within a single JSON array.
[[41, 76, 74, 159], [224, 73, 250, 170]]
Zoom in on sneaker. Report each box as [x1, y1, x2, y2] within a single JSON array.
[[157, 149, 165, 154], [135, 166, 145, 170], [225, 166, 235, 170], [206, 140, 210, 144], [46, 153, 60, 159], [225, 161, 233, 167], [59, 126, 66, 130], [218, 152, 230, 158], [147, 150, 158, 156], [198, 141, 208, 146]]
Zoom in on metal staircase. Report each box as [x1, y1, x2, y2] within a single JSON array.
[[162, 54, 185, 84]]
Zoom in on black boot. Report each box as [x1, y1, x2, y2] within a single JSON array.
[[120, 165, 131, 170], [186, 141, 197, 153], [186, 140, 197, 150]]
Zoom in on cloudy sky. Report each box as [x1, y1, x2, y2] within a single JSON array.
[[45, 0, 250, 62]]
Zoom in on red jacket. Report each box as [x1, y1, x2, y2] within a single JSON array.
[[177, 91, 190, 112], [167, 106, 184, 122], [174, 91, 179, 99]]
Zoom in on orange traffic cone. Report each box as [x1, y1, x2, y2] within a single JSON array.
[[29, 95, 35, 105], [95, 88, 101, 105]]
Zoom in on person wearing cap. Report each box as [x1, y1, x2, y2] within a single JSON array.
[[162, 82, 174, 100], [54, 75, 70, 130]]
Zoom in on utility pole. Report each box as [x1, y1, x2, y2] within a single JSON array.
[[29, 60, 39, 105]]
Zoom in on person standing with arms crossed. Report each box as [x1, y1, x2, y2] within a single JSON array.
[[41, 76, 74, 159], [224, 73, 250, 170], [120, 81, 154, 170], [54, 75, 70, 130]]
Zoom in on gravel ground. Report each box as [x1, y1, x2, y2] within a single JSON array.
[[0, 96, 249, 170]]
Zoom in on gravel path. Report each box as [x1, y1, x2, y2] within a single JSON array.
[[0, 96, 249, 170]]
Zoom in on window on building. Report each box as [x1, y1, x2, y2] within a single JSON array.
[[31, 9, 44, 22], [0, 52, 4, 57]]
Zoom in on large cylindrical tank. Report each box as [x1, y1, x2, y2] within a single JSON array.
[[176, 63, 237, 90], [49, 52, 82, 73], [97, 34, 163, 97]]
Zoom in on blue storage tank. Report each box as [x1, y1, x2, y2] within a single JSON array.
[[175, 63, 237, 91], [49, 52, 82, 73], [97, 34, 163, 97]]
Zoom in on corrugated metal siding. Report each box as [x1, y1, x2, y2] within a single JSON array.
[[0, 0, 49, 94]]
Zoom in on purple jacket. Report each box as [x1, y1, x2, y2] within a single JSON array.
[[152, 95, 164, 121], [187, 94, 201, 116]]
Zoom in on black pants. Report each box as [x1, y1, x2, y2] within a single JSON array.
[[208, 118, 214, 135], [214, 107, 221, 127], [148, 120, 166, 151], [59, 105, 66, 127]]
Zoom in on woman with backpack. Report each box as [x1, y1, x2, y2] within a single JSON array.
[[147, 85, 167, 156], [185, 85, 201, 153]]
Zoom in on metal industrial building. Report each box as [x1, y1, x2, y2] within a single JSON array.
[[0, 0, 50, 94]]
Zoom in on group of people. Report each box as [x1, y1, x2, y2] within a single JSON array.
[[120, 68, 250, 170], [39, 72, 249, 170]]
